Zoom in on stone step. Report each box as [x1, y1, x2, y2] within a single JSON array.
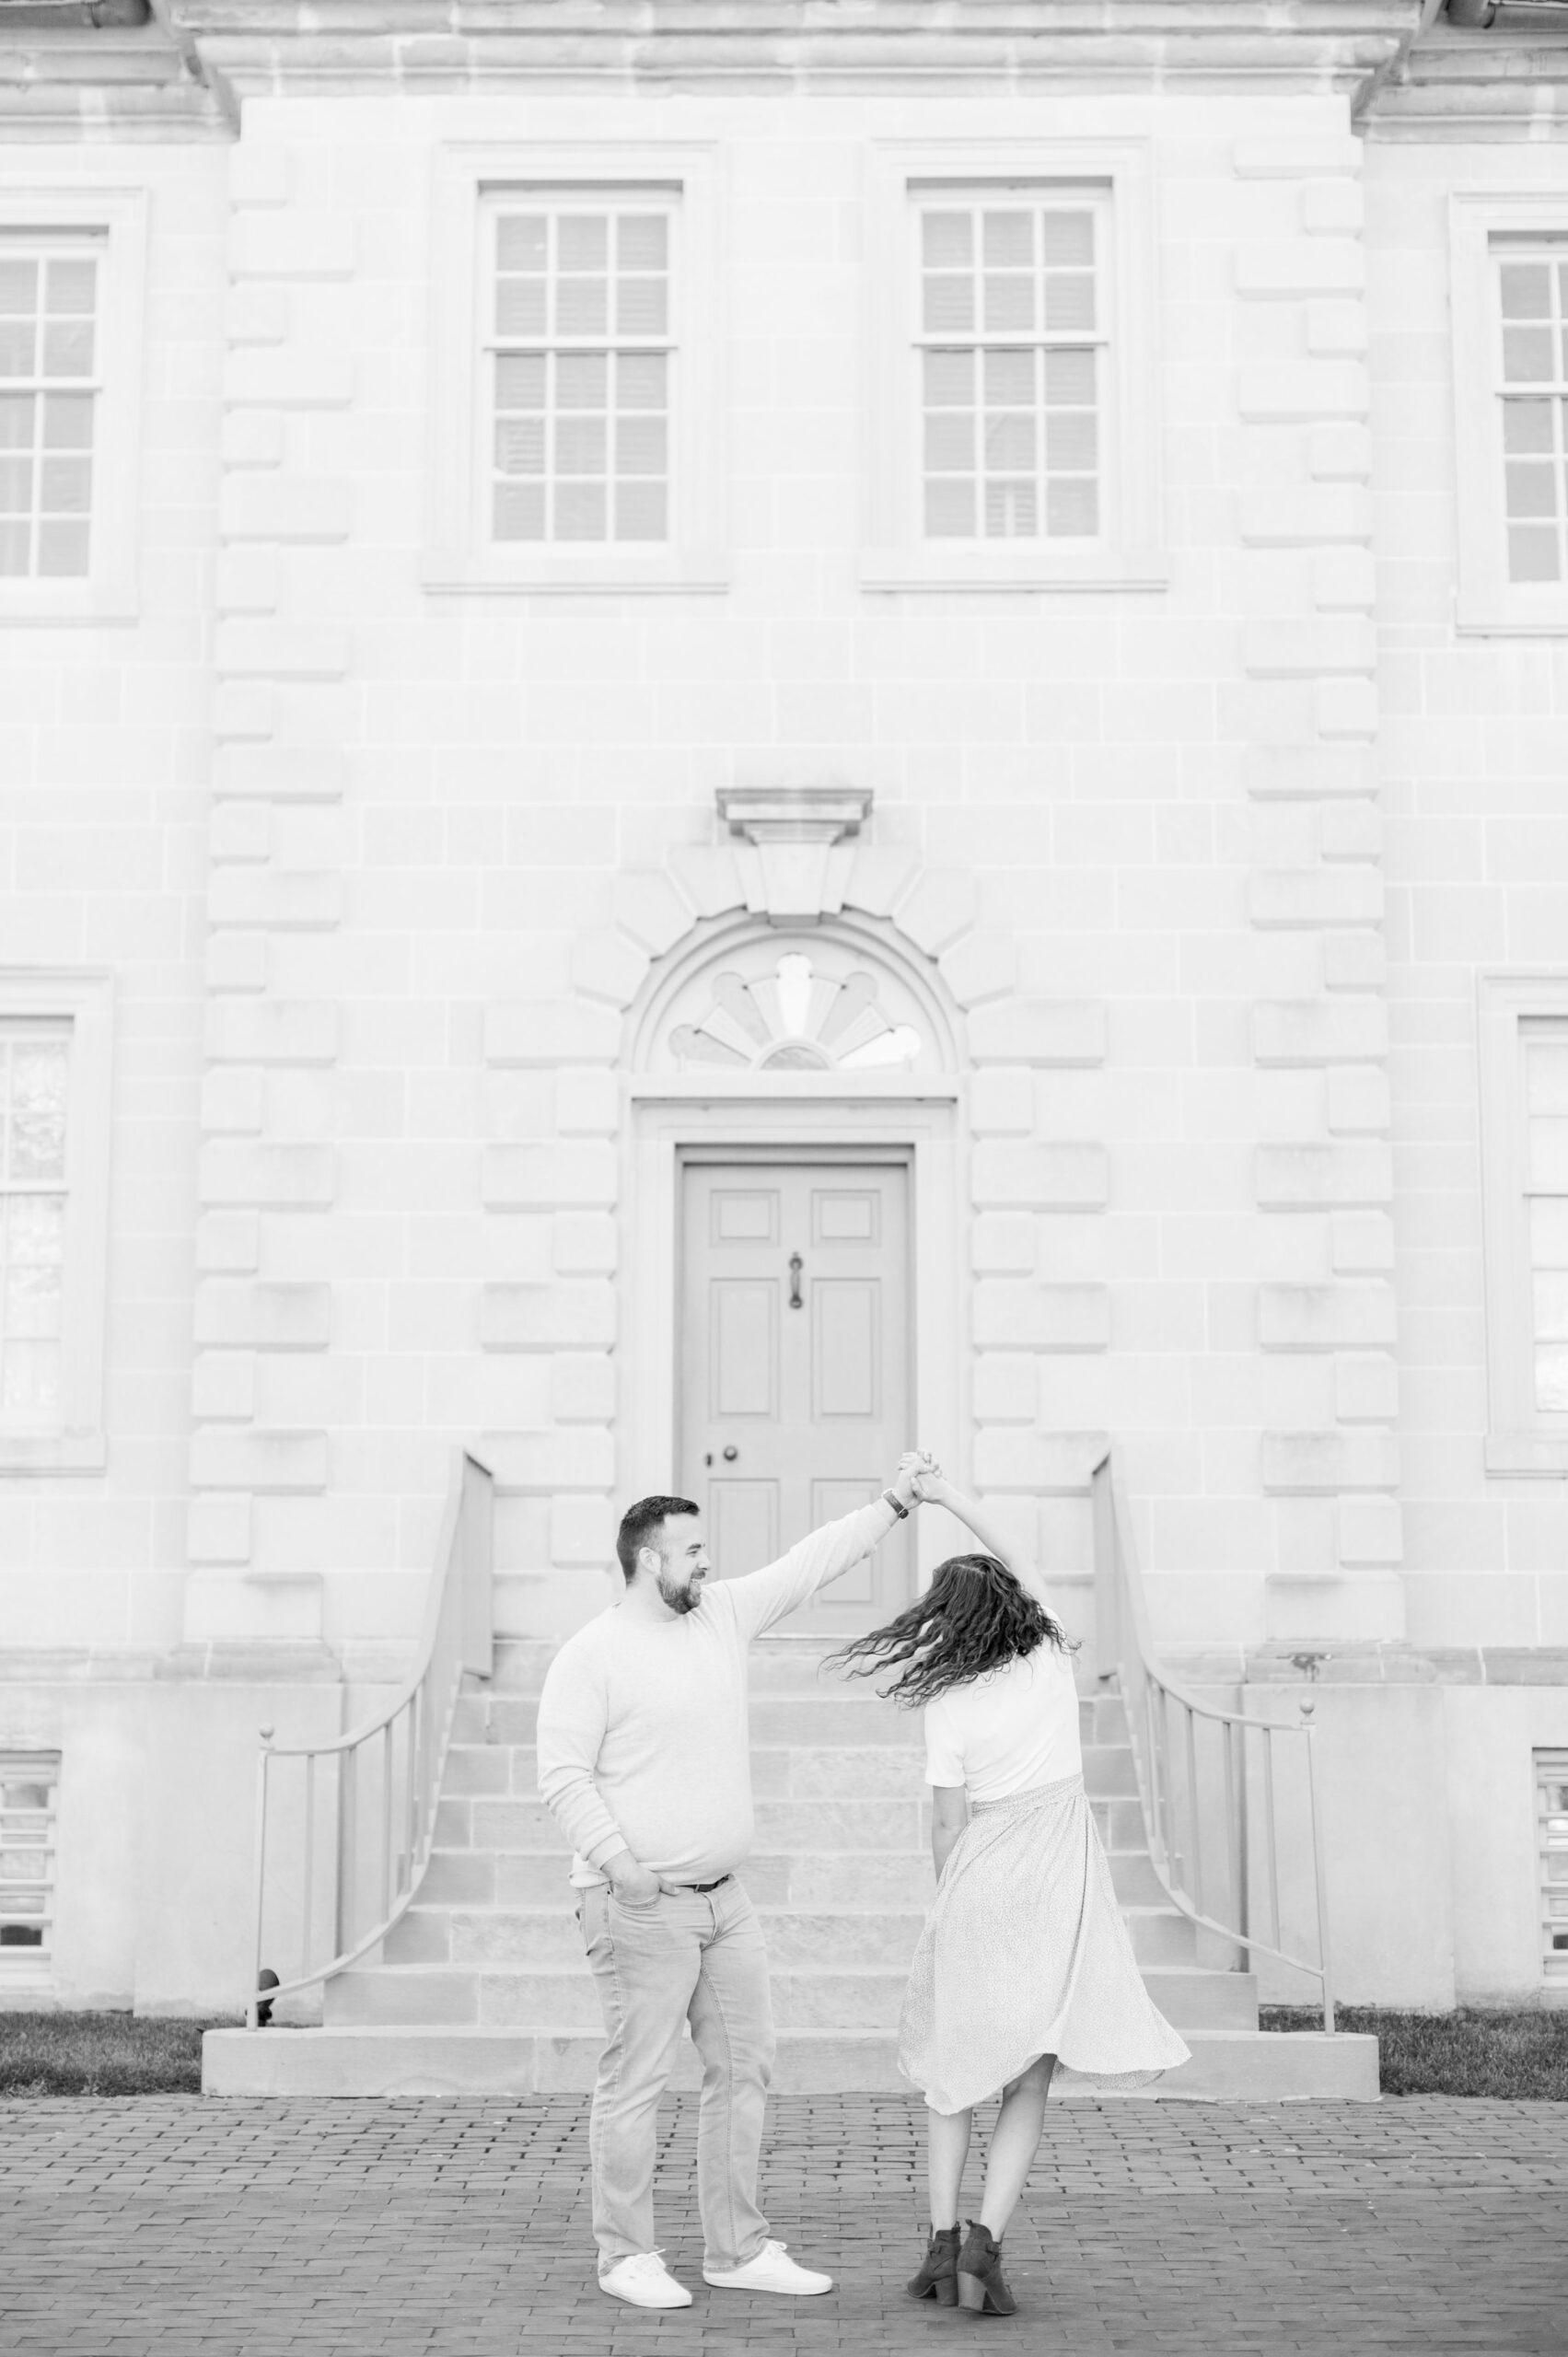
[[327, 1964, 917, 2032], [453, 1688, 1127, 1752], [204, 2024, 1380, 2103], [487, 1643, 1121, 1716], [1138, 1968, 1259, 2030], [384, 1905, 931, 1973], [1124, 1908, 1199, 1966]]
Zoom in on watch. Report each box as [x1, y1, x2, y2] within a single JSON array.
[[881, 1487, 912, 1520]]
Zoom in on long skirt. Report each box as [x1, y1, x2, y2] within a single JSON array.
[[898, 1771, 1191, 2116]]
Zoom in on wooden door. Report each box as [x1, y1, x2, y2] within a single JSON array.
[[679, 1161, 913, 1633]]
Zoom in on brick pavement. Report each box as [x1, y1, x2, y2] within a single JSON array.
[[1, 2095, 1564, 2356]]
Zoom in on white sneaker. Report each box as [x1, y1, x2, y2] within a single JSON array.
[[703, 2239, 833, 2296], [599, 2251, 693, 2309]]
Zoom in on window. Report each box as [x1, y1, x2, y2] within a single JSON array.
[[1478, 976, 1568, 1473], [1539, 1750, 1568, 1987], [0, 238, 101, 580], [484, 197, 672, 550], [915, 192, 1103, 546], [0, 189, 144, 622], [425, 145, 726, 593], [1449, 193, 1568, 633], [0, 1753, 58, 1990], [0, 971, 112, 1474], [861, 142, 1163, 592]]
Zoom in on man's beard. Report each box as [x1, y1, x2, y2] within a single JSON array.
[[657, 1567, 703, 1616]]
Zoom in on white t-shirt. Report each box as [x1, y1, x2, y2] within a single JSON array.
[[922, 1642, 1083, 1802]]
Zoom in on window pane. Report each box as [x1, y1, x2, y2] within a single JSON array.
[[615, 414, 667, 477], [1047, 476, 1100, 536], [618, 215, 668, 272], [924, 479, 974, 538], [555, 416, 607, 475], [1508, 525, 1560, 583], [36, 520, 88, 577], [1527, 1041, 1568, 1112], [982, 274, 1034, 333], [8, 1042, 67, 1181], [1, 1339, 60, 1414], [984, 480, 1037, 538], [983, 347, 1034, 406], [1041, 211, 1095, 268], [616, 277, 668, 337], [1535, 1343, 1568, 1414], [0, 393, 32, 449], [495, 214, 547, 272], [1044, 347, 1096, 405], [0, 522, 28, 575], [1530, 1197, 1568, 1266], [923, 350, 972, 408], [41, 320, 93, 379], [1530, 1115, 1568, 1189], [40, 457, 89, 517], [1045, 273, 1096, 332], [494, 354, 545, 411], [1533, 1271, 1568, 1341], [41, 391, 91, 451], [0, 459, 31, 516], [557, 277, 609, 336], [1504, 326, 1556, 385], [494, 416, 544, 475], [493, 482, 544, 540], [1499, 261, 1551, 319], [0, 260, 38, 315], [1503, 398, 1554, 455], [495, 278, 547, 337], [556, 354, 607, 410], [46, 258, 96, 317], [984, 412, 1036, 470], [614, 482, 667, 541], [558, 215, 608, 272], [923, 212, 971, 270], [1506, 460, 1559, 520], [0, 321, 36, 377], [618, 353, 667, 411], [923, 275, 974, 335], [924, 412, 973, 471], [1047, 409, 1098, 470], [982, 212, 1032, 267], [555, 482, 607, 540]]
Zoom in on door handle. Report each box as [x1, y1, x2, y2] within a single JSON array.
[[722, 1445, 738, 1462], [788, 1252, 803, 1309]]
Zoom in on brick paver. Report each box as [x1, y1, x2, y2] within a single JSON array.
[[1, 2095, 1564, 2355]]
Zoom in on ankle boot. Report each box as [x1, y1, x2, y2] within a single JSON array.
[[906, 2223, 960, 2305], [956, 2220, 1016, 2316]]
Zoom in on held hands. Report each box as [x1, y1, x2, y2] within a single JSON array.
[[893, 1448, 947, 1509]]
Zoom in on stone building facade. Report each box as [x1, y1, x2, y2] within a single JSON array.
[[0, 1, 1564, 2022]]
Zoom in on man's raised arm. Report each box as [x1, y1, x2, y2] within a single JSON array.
[[724, 1457, 923, 1641]]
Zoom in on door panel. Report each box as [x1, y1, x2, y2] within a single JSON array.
[[681, 1161, 912, 1632]]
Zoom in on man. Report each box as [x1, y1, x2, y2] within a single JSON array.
[[535, 1458, 927, 2311]]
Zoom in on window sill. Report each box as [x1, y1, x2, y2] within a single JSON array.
[[0, 1430, 107, 1475], [0, 580, 137, 626], [1456, 589, 1568, 637], [858, 544, 1167, 595], [421, 547, 729, 598], [1484, 1432, 1568, 1478]]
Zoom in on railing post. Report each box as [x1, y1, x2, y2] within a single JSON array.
[[1090, 1455, 1117, 1683], [1301, 1698, 1335, 2034], [247, 1725, 273, 2032]]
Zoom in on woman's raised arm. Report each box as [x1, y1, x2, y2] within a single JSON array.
[[916, 1469, 1059, 1620]]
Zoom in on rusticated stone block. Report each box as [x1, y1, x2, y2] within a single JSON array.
[[1235, 240, 1365, 298], [204, 1000, 339, 1065], [212, 746, 346, 800], [972, 1353, 1037, 1423], [1246, 746, 1377, 801], [668, 845, 745, 919], [1237, 364, 1369, 423], [200, 1069, 265, 1135], [228, 213, 355, 279], [1249, 870, 1383, 929], [195, 1212, 260, 1273], [970, 1213, 1036, 1275], [190, 1427, 328, 1493], [205, 934, 270, 993], [485, 1002, 621, 1067], [1255, 1143, 1392, 1209], [967, 1000, 1105, 1068], [611, 870, 693, 958], [939, 930, 1016, 1009], [208, 871, 342, 930], [482, 1144, 617, 1211], [552, 1493, 615, 1567], [192, 1352, 256, 1421], [552, 1353, 616, 1423], [1320, 803, 1381, 861], [555, 1068, 620, 1134], [1259, 1283, 1396, 1352], [1324, 932, 1388, 992], [220, 476, 353, 543], [1239, 486, 1372, 546], [1253, 999, 1388, 1066], [897, 869, 977, 957], [223, 351, 356, 410], [1326, 1067, 1390, 1135], [1338, 1496, 1404, 1568], [973, 1281, 1109, 1352], [1261, 1429, 1399, 1493], [971, 1142, 1108, 1212], [569, 929, 649, 1010], [1243, 617, 1376, 678], [973, 1428, 1108, 1492], [970, 1068, 1034, 1135], [1234, 138, 1363, 179], [194, 1282, 331, 1351], [480, 1282, 616, 1352], [215, 621, 349, 679], [1335, 1353, 1400, 1422], [1316, 679, 1379, 740], [482, 1429, 616, 1492], [1330, 1212, 1395, 1273], [221, 412, 285, 470], [187, 1494, 252, 1564], [198, 1143, 335, 1209]]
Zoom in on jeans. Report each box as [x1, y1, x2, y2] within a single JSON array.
[[576, 1877, 776, 2274]]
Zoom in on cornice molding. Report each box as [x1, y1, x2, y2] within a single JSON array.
[[1368, 20, 1568, 136], [156, 2, 1414, 110]]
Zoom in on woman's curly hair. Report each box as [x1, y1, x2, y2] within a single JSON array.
[[824, 1551, 1076, 1709]]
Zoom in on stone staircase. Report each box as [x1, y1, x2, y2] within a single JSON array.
[[205, 1635, 1377, 2098]]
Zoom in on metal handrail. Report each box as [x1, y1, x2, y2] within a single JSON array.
[[244, 1448, 494, 2027], [1090, 1451, 1335, 2030]]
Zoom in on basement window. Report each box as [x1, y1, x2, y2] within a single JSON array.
[[1539, 1749, 1568, 1987], [0, 1752, 58, 1989]]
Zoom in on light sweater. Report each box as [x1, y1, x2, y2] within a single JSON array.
[[535, 1499, 898, 1888], [922, 1641, 1083, 1802]]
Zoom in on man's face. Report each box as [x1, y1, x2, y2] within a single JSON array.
[[644, 1515, 711, 1616]]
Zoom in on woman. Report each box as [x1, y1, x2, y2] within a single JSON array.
[[830, 1463, 1189, 2318]]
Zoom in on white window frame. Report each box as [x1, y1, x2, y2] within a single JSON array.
[[1538, 1747, 1568, 1988], [1451, 192, 1568, 636], [424, 143, 727, 596], [1478, 971, 1568, 1476], [0, 1750, 59, 1991], [860, 140, 1165, 595], [0, 186, 145, 625], [0, 970, 113, 1475]]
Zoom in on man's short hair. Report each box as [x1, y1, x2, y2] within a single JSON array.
[[616, 1494, 700, 1584]]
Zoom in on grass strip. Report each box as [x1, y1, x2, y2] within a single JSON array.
[[0, 2011, 237, 2096], [1261, 2003, 1568, 2098]]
